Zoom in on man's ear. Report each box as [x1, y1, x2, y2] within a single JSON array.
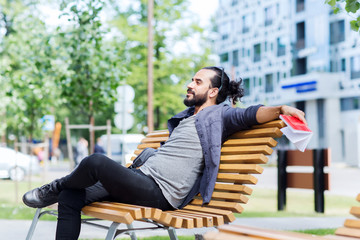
[[208, 88, 219, 99]]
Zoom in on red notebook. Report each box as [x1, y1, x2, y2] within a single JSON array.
[[279, 114, 311, 132], [279, 114, 313, 152]]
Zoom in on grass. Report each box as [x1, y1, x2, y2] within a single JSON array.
[[295, 228, 336, 235], [236, 187, 357, 218]]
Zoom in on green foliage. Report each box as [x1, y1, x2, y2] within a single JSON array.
[[325, 0, 360, 32], [55, 0, 128, 122], [0, 2, 61, 140], [111, 0, 214, 130]]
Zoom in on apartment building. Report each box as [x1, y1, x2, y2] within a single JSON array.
[[214, 0, 360, 166]]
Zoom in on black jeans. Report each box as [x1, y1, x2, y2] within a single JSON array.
[[55, 153, 173, 240]]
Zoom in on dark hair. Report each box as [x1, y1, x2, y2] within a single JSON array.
[[202, 66, 244, 105]]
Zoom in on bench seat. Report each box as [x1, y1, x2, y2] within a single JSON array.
[[26, 120, 285, 240]]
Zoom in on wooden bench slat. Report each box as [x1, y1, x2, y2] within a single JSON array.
[[141, 136, 168, 143], [182, 205, 235, 223], [190, 198, 244, 213], [176, 209, 223, 226], [325, 235, 360, 240], [250, 119, 286, 129], [229, 127, 283, 138], [168, 211, 201, 228], [344, 219, 360, 229], [217, 173, 258, 184], [106, 202, 155, 219], [220, 154, 268, 164], [218, 164, 263, 174], [223, 137, 277, 147], [157, 212, 173, 225], [221, 145, 273, 155], [214, 183, 253, 195], [350, 206, 360, 218], [217, 224, 320, 240], [145, 130, 169, 138], [88, 202, 143, 219], [208, 191, 249, 203], [357, 193, 360, 202], [137, 143, 161, 149], [168, 216, 184, 228], [81, 206, 134, 224], [336, 227, 360, 238]]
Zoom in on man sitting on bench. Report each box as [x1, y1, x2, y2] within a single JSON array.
[[23, 66, 307, 240]]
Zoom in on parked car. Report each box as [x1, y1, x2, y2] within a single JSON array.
[[0, 147, 41, 181], [100, 134, 145, 165]]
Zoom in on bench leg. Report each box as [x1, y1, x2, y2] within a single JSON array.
[[105, 222, 120, 240], [126, 223, 137, 240], [167, 227, 178, 240], [26, 208, 42, 240]]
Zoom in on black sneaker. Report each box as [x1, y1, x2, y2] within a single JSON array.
[[22, 181, 60, 208]]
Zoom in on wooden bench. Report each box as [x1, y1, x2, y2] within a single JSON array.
[[25, 120, 285, 240], [203, 193, 360, 240]]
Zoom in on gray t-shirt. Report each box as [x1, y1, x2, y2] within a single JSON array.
[[140, 115, 204, 208]]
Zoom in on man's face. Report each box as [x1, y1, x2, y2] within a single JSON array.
[[183, 69, 215, 107]]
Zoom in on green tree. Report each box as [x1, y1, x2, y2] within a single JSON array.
[[325, 0, 360, 32], [0, 0, 61, 141], [111, 0, 214, 130], [56, 0, 127, 125]]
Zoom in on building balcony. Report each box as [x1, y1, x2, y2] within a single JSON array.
[[295, 39, 305, 49], [277, 47, 286, 57], [265, 19, 273, 27], [296, 2, 305, 12], [242, 27, 249, 34], [351, 71, 360, 80]]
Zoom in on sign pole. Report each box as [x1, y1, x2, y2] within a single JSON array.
[[147, 0, 154, 133]]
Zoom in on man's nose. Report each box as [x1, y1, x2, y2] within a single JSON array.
[[187, 81, 195, 89]]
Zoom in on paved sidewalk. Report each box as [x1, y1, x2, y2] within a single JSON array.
[[0, 216, 348, 240]]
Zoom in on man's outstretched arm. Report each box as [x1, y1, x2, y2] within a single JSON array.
[[256, 105, 307, 125]]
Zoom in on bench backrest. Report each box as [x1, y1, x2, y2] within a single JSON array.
[[131, 120, 285, 216]]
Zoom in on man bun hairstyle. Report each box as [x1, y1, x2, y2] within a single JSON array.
[[202, 66, 244, 105]]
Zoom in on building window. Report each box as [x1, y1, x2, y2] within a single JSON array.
[[265, 6, 275, 26], [277, 37, 286, 56], [253, 43, 261, 62], [341, 97, 360, 111], [330, 20, 345, 44], [292, 57, 307, 76], [330, 60, 338, 72], [242, 15, 250, 33], [220, 52, 229, 63], [296, 21, 305, 49], [296, 0, 305, 12], [351, 56, 360, 79], [341, 58, 346, 72], [232, 50, 239, 66], [243, 78, 250, 96], [265, 74, 273, 93], [220, 21, 230, 41]]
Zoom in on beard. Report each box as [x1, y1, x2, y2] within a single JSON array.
[[183, 89, 208, 107]]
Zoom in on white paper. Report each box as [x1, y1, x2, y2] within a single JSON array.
[[280, 126, 313, 152]]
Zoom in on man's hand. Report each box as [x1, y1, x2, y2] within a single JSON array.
[[256, 105, 307, 125], [280, 105, 307, 125]]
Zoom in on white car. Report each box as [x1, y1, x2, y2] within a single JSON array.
[[100, 134, 145, 165], [0, 147, 41, 181]]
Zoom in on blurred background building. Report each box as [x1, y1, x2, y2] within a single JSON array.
[[214, 0, 360, 166]]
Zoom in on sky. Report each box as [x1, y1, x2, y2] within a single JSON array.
[[40, 0, 219, 29]]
